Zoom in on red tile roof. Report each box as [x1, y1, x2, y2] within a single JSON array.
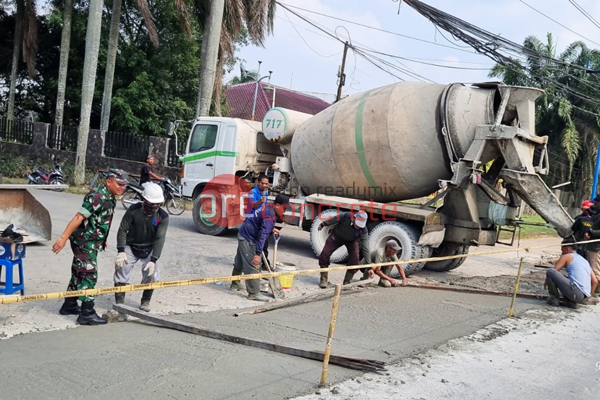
[[224, 82, 331, 121]]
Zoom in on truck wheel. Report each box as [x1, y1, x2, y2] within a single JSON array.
[[367, 221, 429, 276], [423, 242, 470, 272], [192, 190, 228, 236], [310, 209, 349, 263]]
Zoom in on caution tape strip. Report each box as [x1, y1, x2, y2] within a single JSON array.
[[0, 237, 597, 305]]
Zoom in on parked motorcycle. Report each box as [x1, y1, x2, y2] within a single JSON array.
[[121, 178, 186, 215], [27, 163, 66, 192]]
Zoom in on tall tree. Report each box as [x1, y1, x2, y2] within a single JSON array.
[[194, 0, 277, 117], [74, 0, 103, 185], [6, 0, 37, 120], [54, 0, 73, 127]]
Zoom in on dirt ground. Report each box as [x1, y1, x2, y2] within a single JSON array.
[[0, 190, 562, 340]]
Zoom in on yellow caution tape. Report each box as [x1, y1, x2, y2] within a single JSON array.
[[0, 237, 596, 305]]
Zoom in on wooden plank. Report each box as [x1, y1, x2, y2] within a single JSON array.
[[234, 279, 370, 317], [113, 304, 386, 373]]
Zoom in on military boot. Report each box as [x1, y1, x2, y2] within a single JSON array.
[[319, 272, 329, 289], [230, 268, 244, 291], [77, 301, 107, 325], [59, 297, 80, 315], [140, 290, 154, 312]]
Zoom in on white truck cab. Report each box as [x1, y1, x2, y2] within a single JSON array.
[[179, 117, 281, 200]]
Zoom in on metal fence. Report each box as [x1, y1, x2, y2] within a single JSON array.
[[104, 130, 150, 162], [167, 136, 187, 167], [47, 124, 78, 151], [0, 117, 34, 145]]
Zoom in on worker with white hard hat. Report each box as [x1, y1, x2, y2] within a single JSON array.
[[113, 182, 170, 311]]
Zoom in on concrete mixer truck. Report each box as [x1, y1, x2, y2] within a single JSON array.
[[171, 81, 574, 275]]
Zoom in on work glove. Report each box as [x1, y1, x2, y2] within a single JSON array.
[[144, 261, 156, 277], [115, 252, 128, 269]]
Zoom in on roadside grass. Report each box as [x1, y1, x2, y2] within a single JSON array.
[[499, 214, 558, 240]]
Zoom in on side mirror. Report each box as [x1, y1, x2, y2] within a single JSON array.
[[166, 122, 174, 136]]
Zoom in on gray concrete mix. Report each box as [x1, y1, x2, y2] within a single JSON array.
[[0, 286, 542, 400]]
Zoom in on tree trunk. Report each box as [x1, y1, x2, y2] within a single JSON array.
[[7, 0, 24, 121], [195, 0, 225, 118], [55, 0, 74, 127], [100, 0, 123, 133], [74, 0, 103, 186], [212, 54, 225, 117]]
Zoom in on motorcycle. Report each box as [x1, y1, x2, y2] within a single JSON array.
[[121, 178, 187, 216], [28, 163, 66, 192]]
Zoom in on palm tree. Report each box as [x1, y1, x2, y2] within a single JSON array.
[[6, 0, 38, 120], [489, 33, 600, 200], [227, 63, 259, 85], [54, 0, 73, 127], [195, 0, 276, 117]]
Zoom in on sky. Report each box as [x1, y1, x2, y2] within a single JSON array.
[[225, 0, 600, 104]]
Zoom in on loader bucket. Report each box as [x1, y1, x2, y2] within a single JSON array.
[[0, 188, 52, 243]]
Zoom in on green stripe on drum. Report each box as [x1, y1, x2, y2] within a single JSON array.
[[355, 90, 379, 189]]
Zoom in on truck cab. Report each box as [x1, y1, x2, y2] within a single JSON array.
[[179, 117, 281, 200]]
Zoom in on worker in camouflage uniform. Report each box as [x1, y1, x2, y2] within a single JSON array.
[[53, 168, 128, 325]]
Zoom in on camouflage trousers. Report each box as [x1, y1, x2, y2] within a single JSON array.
[[66, 239, 100, 302]]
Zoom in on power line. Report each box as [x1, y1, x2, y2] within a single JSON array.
[[518, 0, 600, 47], [568, 0, 600, 31], [277, 2, 485, 55], [354, 46, 492, 70]]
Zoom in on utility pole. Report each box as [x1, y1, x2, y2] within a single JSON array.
[[196, 0, 226, 118], [74, 0, 103, 185], [335, 41, 349, 103]]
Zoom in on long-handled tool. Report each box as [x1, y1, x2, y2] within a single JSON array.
[[261, 251, 285, 300], [273, 233, 281, 271]]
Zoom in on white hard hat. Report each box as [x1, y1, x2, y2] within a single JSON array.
[[142, 182, 164, 203]]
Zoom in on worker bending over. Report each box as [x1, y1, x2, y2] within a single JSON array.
[[545, 238, 597, 309], [318, 210, 371, 289], [231, 194, 289, 302], [345, 240, 408, 287], [114, 182, 169, 311]]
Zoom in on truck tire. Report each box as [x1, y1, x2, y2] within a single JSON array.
[[423, 242, 470, 272], [192, 190, 228, 236], [310, 209, 349, 264], [367, 221, 430, 276]]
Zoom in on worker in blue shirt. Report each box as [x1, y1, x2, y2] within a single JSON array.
[[231, 194, 290, 302], [246, 174, 270, 215]]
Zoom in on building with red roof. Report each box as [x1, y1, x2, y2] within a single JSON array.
[[223, 82, 331, 121]]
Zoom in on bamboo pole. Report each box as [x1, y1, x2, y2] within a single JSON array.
[[508, 258, 526, 317], [320, 284, 342, 388]]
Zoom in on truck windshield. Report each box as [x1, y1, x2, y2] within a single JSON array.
[[189, 124, 218, 153]]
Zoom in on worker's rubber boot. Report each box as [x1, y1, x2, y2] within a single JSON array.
[[561, 298, 579, 309], [319, 272, 328, 289], [546, 281, 561, 306], [115, 283, 126, 304], [59, 297, 80, 315], [140, 290, 153, 312], [77, 301, 107, 325], [248, 292, 270, 302], [343, 270, 355, 285], [361, 270, 371, 280], [230, 268, 244, 291]]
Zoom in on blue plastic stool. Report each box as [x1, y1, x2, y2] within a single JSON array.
[[0, 259, 25, 296]]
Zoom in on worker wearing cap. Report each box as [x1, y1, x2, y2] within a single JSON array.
[[113, 182, 169, 312], [317, 210, 371, 289], [586, 195, 600, 295], [53, 168, 128, 325], [545, 238, 597, 308], [344, 239, 408, 287], [231, 194, 290, 302], [571, 200, 595, 257]]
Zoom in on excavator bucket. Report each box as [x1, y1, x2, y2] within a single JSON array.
[[0, 188, 52, 243]]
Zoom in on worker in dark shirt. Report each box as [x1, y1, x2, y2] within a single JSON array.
[[230, 194, 289, 302], [571, 200, 595, 257], [113, 182, 169, 311], [317, 210, 371, 289], [140, 155, 166, 186]]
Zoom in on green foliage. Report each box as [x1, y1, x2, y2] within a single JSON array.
[[0, 154, 95, 186]]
